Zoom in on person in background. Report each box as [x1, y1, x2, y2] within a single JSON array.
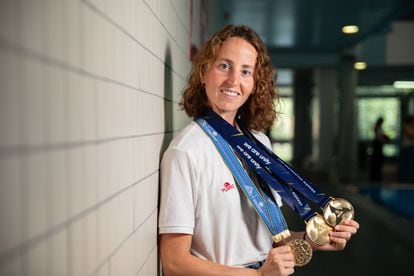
[[398, 115, 414, 183], [158, 25, 359, 276], [369, 117, 390, 183]]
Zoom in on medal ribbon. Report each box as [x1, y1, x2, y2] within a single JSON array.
[[201, 110, 330, 217], [196, 118, 289, 239]]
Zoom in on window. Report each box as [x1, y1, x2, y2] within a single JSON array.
[[270, 95, 294, 161], [358, 97, 400, 157]]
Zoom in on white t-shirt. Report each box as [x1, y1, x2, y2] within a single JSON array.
[[159, 121, 283, 267]]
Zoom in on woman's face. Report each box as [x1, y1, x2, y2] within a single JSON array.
[[203, 37, 257, 123]]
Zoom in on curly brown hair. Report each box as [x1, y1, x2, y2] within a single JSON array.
[[181, 25, 278, 131]]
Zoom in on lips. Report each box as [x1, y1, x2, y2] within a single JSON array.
[[220, 88, 240, 97]]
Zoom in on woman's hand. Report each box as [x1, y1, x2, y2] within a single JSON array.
[[312, 219, 360, 251], [258, 245, 295, 276]]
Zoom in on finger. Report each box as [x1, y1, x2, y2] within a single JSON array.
[[267, 251, 295, 265], [270, 245, 293, 259], [272, 245, 292, 253], [328, 236, 347, 250], [334, 224, 358, 234], [268, 251, 295, 262], [272, 260, 295, 272], [330, 230, 351, 241], [285, 260, 295, 268], [342, 219, 360, 229], [282, 253, 295, 262], [283, 267, 295, 275]]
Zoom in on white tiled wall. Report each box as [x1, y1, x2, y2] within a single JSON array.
[[0, 0, 193, 275]]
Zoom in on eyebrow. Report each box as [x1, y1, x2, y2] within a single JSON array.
[[216, 58, 255, 69]]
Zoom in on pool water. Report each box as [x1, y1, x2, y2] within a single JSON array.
[[359, 186, 414, 219]]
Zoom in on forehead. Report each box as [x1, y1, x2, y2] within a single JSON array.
[[214, 37, 257, 66]]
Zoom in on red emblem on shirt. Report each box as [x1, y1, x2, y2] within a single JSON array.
[[221, 182, 235, 192]]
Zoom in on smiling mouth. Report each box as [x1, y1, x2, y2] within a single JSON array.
[[220, 89, 240, 97]]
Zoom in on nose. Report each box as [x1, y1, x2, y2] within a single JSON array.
[[227, 70, 239, 85]]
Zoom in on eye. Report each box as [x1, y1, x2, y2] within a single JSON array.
[[241, 69, 252, 77], [218, 62, 230, 71]]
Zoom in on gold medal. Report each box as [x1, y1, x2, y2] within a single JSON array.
[[323, 198, 354, 227], [287, 239, 313, 267], [306, 214, 332, 245]]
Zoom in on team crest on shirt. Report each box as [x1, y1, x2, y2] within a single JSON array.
[[221, 182, 235, 192]]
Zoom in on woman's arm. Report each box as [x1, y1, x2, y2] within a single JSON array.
[[160, 234, 295, 276], [160, 234, 259, 276]]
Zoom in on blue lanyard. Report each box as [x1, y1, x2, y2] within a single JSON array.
[[196, 118, 290, 242], [201, 110, 331, 220], [231, 130, 314, 220]]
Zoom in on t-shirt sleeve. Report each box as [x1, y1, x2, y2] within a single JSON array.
[[253, 131, 272, 150], [158, 147, 196, 235]]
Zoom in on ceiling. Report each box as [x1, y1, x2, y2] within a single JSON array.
[[220, 0, 414, 70]]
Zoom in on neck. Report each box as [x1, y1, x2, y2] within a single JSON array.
[[221, 114, 236, 127], [211, 108, 237, 127]]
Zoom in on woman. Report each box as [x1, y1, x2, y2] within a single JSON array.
[[159, 25, 359, 276], [370, 117, 390, 182]]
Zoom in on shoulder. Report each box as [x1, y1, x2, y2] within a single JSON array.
[[167, 121, 210, 150], [250, 130, 272, 149], [162, 121, 214, 165]]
